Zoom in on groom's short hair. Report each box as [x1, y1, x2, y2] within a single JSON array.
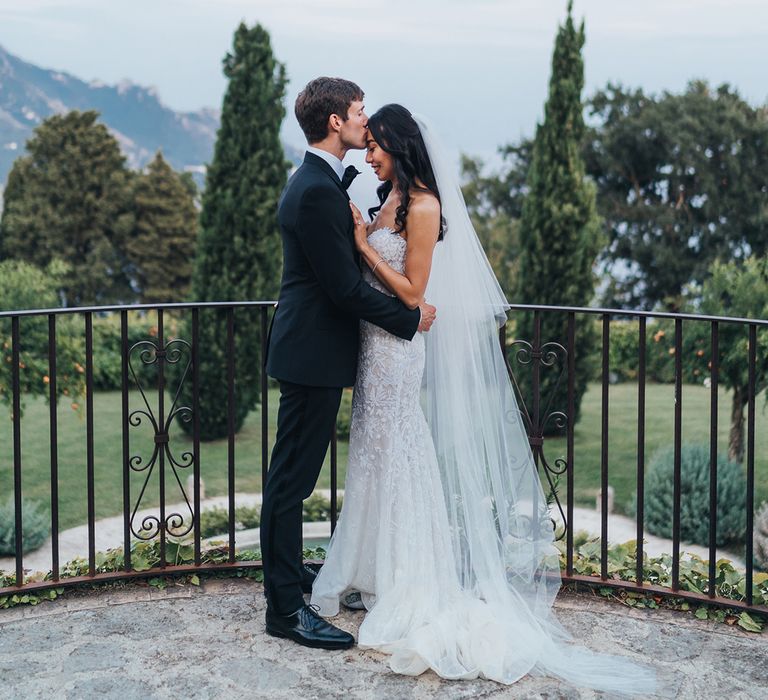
[[295, 77, 364, 144]]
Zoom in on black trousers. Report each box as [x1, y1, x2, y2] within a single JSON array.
[[260, 380, 342, 615]]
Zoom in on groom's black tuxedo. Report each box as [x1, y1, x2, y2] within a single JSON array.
[[261, 151, 420, 615], [266, 152, 419, 385]]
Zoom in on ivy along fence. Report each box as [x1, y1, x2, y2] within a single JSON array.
[[0, 301, 765, 616]]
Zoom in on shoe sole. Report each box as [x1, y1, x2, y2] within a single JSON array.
[[265, 625, 354, 650]]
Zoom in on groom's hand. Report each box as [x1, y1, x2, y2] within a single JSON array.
[[417, 302, 436, 332]]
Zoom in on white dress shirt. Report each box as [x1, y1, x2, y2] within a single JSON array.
[[306, 146, 345, 181]]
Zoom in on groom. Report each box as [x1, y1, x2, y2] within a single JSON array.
[[261, 77, 436, 649]]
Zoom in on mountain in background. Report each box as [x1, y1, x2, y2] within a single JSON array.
[[0, 44, 303, 194]]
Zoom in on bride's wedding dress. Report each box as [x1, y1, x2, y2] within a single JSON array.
[[312, 118, 656, 694], [312, 228, 476, 675]]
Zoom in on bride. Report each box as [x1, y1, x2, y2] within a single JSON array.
[[311, 104, 656, 693]]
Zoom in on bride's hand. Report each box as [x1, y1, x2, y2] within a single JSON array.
[[349, 202, 369, 252]]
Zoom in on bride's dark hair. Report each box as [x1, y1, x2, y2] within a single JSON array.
[[366, 104, 445, 240]]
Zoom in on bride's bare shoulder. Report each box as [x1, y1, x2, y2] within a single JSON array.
[[405, 190, 441, 241], [407, 189, 440, 215]]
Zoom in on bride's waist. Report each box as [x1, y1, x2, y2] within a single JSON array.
[[361, 320, 424, 347]]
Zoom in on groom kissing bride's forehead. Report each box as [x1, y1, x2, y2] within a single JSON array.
[[260, 76, 432, 652], [294, 77, 368, 154], [259, 76, 655, 694]]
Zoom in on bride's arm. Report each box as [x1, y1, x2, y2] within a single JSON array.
[[351, 198, 441, 311]]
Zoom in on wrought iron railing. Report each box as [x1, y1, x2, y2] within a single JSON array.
[[0, 301, 765, 616]]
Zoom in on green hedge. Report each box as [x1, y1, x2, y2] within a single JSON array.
[[196, 505, 261, 539], [0, 496, 50, 555], [195, 492, 342, 539], [606, 318, 711, 384], [91, 311, 184, 391]]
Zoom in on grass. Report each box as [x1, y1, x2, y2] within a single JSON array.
[[0, 387, 347, 530], [0, 382, 766, 530], [547, 381, 768, 514]]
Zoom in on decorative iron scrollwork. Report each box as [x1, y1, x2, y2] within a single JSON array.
[[128, 337, 195, 541], [503, 335, 569, 541]]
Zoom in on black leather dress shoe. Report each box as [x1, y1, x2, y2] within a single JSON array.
[[266, 604, 355, 650], [300, 563, 320, 594]]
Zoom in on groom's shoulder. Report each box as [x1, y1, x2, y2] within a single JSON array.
[[289, 161, 335, 190], [280, 167, 343, 222], [288, 164, 343, 202]]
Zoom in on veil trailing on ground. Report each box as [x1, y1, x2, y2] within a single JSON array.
[[416, 112, 561, 613], [415, 114, 655, 692]]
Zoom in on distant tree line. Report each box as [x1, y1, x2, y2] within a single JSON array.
[[461, 11, 768, 447], [0, 111, 199, 306], [0, 21, 288, 440], [463, 81, 768, 313]]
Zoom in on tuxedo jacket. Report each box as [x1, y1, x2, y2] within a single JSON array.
[[266, 151, 420, 387]]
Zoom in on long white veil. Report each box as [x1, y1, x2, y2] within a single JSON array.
[[416, 114, 656, 692], [418, 113, 561, 612]]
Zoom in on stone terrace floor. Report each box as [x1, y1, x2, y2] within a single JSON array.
[[0, 578, 765, 699]]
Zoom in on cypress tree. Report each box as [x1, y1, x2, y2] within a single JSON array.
[[515, 2, 602, 433], [128, 151, 198, 303], [0, 111, 134, 305], [176, 23, 288, 440]]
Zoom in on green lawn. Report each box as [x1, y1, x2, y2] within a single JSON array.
[[1, 382, 766, 529], [546, 381, 768, 514], [0, 388, 347, 530]]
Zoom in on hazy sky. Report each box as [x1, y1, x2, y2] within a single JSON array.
[[1, 0, 766, 167]]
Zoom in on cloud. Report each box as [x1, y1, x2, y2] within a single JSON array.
[[0, 1, 89, 36], [4, 0, 766, 49], [170, 0, 768, 45], [0, 0, 90, 12]]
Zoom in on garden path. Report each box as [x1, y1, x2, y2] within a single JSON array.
[[0, 490, 746, 575]]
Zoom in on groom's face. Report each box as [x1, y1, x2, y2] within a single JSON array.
[[337, 100, 368, 150]]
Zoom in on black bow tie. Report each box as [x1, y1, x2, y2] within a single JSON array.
[[341, 165, 360, 190]]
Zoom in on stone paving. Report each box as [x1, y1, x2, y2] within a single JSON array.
[[1, 578, 765, 699]]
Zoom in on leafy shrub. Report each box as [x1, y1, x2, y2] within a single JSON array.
[[755, 501, 768, 572], [5, 534, 766, 623], [0, 264, 185, 410], [197, 494, 340, 540], [91, 311, 184, 391], [606, 320, 642, 382], [0, 260, 85, 414], [643, 444, 746, 547], [0, 496, 50, 555], [237, 505, 261, 530], [198, 504, 262, 538], [555, 534, 768, 629], [605, 318, 699, 384], [335, 388, 353, 441], [609, 312, 768, 390], [199, 507, 230, 538], [303, 492, 342, 522]]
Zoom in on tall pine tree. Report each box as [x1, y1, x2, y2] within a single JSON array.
[[515, 2, 601, 433], [176, 23, 288, 440], [128, 151, 198, 303], [0, 111, 134, 305]]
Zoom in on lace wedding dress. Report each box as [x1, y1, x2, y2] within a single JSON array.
[[311, 226, 655, 692], [312, 228, 472, 676]]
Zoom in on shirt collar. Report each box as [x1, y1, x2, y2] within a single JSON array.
[[306, 146, 345, 181]]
